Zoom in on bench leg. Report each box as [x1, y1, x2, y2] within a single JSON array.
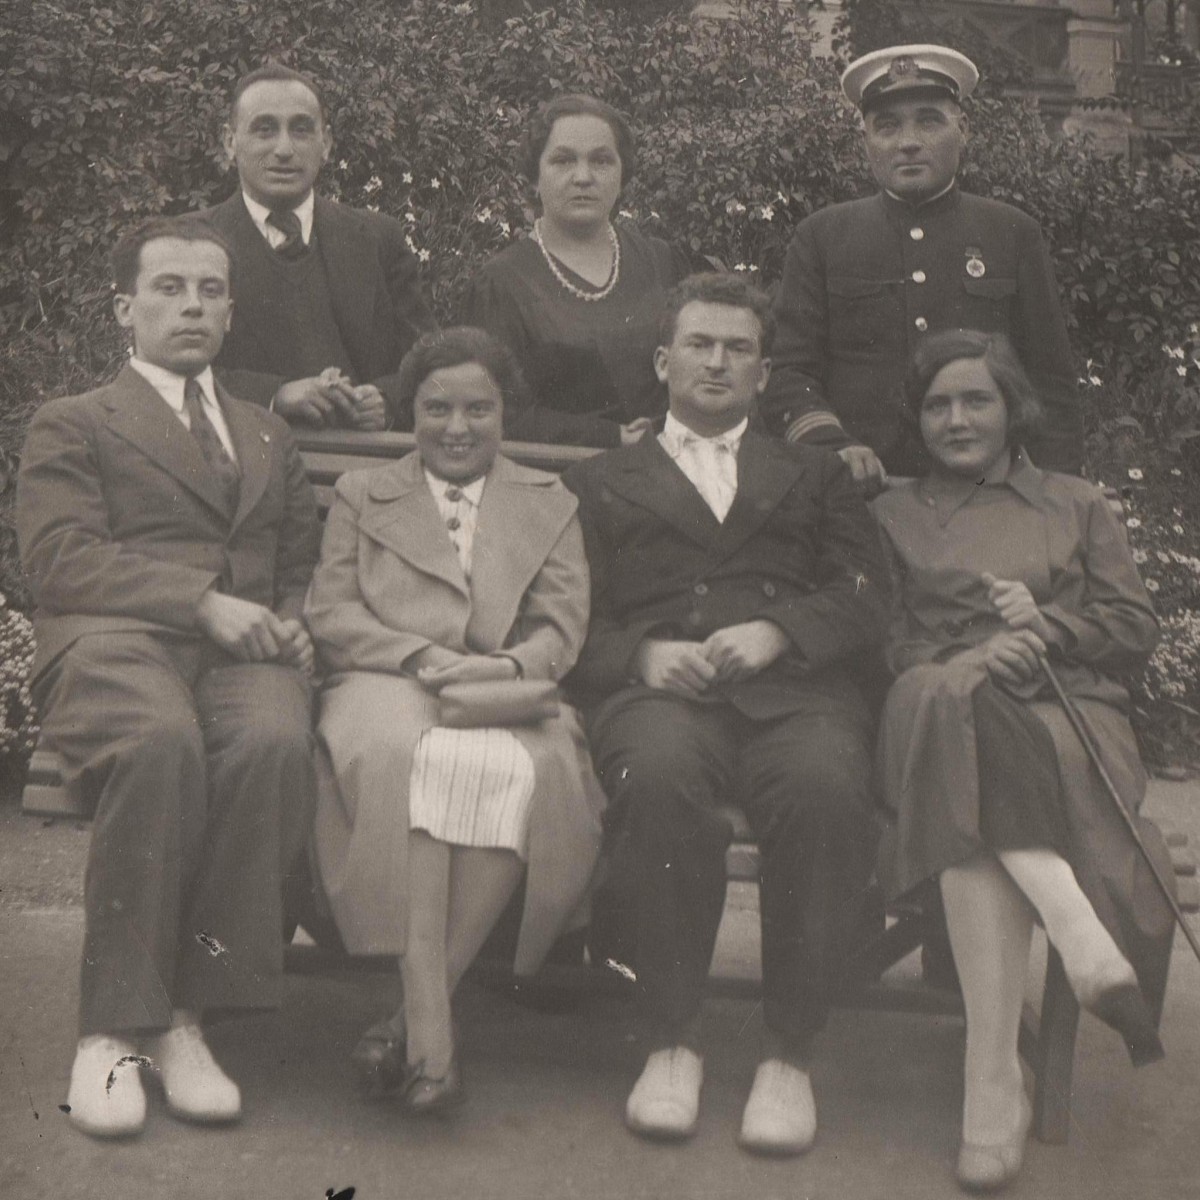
[[1028, 947, 1078, 1145]]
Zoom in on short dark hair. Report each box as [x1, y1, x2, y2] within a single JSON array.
[[658, 272, 776, 357], [395, 327, 530, 432], [519, 93, 637, 188], [902, 330, 1044, 448], [230, 63, 326, 125], [111, 216, 234, 295]]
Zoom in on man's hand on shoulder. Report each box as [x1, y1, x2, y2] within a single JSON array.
[[702, 620, 791, 684], [196, 589, 290, 662], [271, 370, 359, 427], [837, 444, 888, 496], [633, 639, 717, 699]]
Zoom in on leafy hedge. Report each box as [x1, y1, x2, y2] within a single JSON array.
[[1, 0, 1199, 762]]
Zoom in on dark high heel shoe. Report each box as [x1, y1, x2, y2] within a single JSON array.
[[402, 1050, 464, 1116], [351, 1014, 408, 1100], [956, 1093, 1032, 1194], [1084, 982, 1165, 1067]]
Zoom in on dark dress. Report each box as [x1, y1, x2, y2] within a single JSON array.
[[872, 456, 1177, 1017], [464, 223, 686, 447]]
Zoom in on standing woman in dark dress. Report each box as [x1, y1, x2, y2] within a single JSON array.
[[873, 331, 1174, 1193], [464, 94, 686, 448]]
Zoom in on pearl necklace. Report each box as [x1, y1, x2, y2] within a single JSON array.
[[532, 219, 621, 302]]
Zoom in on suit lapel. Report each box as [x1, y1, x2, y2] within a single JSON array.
[[605, 434, 722, 550], [467, 456, 576, 648], [705, 432, 804, 564], [314, 197, 376, 377], [220, 383, 271, 531], [359, 454, 469, 597], [103, 365, 231, 516], [220, 196, 281, 365]]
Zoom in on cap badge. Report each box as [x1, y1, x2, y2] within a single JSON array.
[[965, 247, 986, 279], [888, 56, 918, 83]]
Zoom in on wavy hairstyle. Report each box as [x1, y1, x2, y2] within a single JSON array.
[[518, 93, 637, 190]]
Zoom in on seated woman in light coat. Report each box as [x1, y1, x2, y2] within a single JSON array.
[[873, 331, 1174, 1193], [305, 327, 605, 1114]]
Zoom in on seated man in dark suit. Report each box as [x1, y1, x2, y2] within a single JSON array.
[[16, 216, 321, 1138], [202, 63, 437, 429], [564, 274, 887, 1154]]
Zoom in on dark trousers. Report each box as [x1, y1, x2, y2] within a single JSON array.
[[589, 691, 877, 1049], [34, 632, 316, 1037]]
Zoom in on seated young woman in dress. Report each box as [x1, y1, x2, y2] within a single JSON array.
[[874, 330, 1174, 1192], [304, 327, 605, 1113], [463, 93, 686, 448]]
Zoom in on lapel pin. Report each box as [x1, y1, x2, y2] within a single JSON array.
[[965, 247, 986, 278], [260, 432, 271, 443]]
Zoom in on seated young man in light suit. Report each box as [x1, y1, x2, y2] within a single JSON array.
[[16, 216, 321, 1138], [202, 63, 437, 430], [564, 274, 888, 1155]]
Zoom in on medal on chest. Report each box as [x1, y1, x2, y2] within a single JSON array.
[[965, 246, 986, 279]]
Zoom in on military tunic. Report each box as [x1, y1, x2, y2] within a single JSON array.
[[762, 187, 1082, 476]]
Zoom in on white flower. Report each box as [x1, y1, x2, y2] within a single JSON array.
[[1174, 524, 1185, 535], [619, 209, 635, 219], [759, 205, 775, 221], [734, 263, 749, 272], [1171, 468, 1183, 476], [404, 211, 416, 224], [1133, 549, 1149, 564], [726, 199, 747, 215], [403, 172, 413, 185], [1177, 365, 1188, 377], [1157, 551, 1172, 563], [365, 203, 379, 213], [365, 175, 382, 194], [1127, 517, 1142, 529], [430, 178, 441, 189], [775, 191, 788, 204], [405, 235, 416, 251], [1146, 579, 1160, 592], [338, 159, 349, 170], [499, 221, 511, 236], [650, 210, 660, 220], [1128, 468, 1144, 480], [475, 207, 492, 223], [1163, 344, 1185, 360], [417, 248, 431, 263]]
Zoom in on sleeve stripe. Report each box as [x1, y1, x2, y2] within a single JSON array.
[[785, 411, 845, 443]]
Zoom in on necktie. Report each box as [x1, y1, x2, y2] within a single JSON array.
[[183, 378, 240, 512], [265, 209, 306, 260], [680, 432, 737, 522]]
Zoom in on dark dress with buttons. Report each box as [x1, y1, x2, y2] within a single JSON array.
[[761, 187, 1082, 476]]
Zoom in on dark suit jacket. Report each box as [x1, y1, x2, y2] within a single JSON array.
[[761, 187, 1082, 476], [16, 365, 321, 679], [200, 193, 437, 413], [563, 430, 889, 721]]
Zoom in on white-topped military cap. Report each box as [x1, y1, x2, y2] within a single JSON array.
[[842, 44, 979, 112]]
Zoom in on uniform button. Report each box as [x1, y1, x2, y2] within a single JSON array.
[[445, 486, 463, 502], [693, 582, 709, 596], [914, 316, 928, 332], [446, 516, 461, 531], [762, 581, 777, 598], [911, 270, 926, 283], [910, 227, 924, 241]]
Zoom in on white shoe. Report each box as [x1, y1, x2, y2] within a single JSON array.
[[145, 1019, 241, 1124], [624, 1046, 703, 1141], [738, 1059, 817, 1156], [66, 1034, 147, 1138]]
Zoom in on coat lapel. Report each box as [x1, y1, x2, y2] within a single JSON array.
[[314, 197, 377, 377], [705, 432, 805, 564], [102, 365, 231, 516], [604, 434, 722, 550], [220, 383, 272, 531], [467, 456, 577, 649], [218, 196, 280, 366], [358, 453, 469, 597]]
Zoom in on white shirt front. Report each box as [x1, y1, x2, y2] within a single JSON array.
[[425, 470, 486, 576], [242, 190, 316, 249], [658, 412, 746, 523], [128, 357, 238, 462]]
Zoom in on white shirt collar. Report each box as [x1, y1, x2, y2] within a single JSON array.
[[660, 411, 748, 457], [128, 357, 217, 414], [423, 470, 487, 506], [242, 190, 316, 245], [883, 178, 956, 208]]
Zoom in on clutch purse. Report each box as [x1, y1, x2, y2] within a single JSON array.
[[437, 679, 560, 728]]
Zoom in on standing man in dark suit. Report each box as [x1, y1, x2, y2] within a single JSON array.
[[17, 216, 321, 1139], [564, 274, 887, 1154], [762, 45, 1081, 489], [203, 63, 437, 429]]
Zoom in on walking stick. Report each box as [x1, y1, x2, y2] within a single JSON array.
[[1038, 653, 1200, 967]]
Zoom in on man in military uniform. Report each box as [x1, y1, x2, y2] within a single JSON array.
[[762, 45, 1081, 489]]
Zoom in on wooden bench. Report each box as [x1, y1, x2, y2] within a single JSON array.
[[19, 428, 1196, 1145]]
